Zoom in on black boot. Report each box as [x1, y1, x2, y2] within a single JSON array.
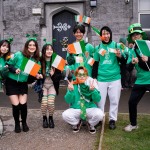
[[12, 104, 21, 133], [20, 103, 29, 132], [43, 116, 48, 128], [49, 116, 54, 128]]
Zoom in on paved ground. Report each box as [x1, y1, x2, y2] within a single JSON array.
[[0, 86, 150, 150], [0, 86, 150, 113]]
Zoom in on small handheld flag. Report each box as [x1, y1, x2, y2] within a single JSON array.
[[68, 40, 85, 54], [51, 53, 66, 71], [87, 57, 95, 66], [108, 48, 117, 53], [20, 57, 41, 77], [75, 15, 83, 23], [99, 49, 106, 56], [135, 40, 150, 57], [83, 16, 91, 24]]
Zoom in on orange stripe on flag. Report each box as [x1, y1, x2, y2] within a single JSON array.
[[68, 44, 76, 54], [30, 63, 41, 77], [79, 16, 83, 22], [57, 59, 66, 71]]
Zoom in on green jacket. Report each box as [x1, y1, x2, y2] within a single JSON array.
[[7, 51, 41, 82], [0, 57, 6, 80], [127, 47, 150, 84], [64, 77, 100, 109]]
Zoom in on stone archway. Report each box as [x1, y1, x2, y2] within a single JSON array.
[[41, 2, 84, 54]]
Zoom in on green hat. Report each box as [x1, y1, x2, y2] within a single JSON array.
[[127, 23, 147, 43], [119, 37, 126, 45]]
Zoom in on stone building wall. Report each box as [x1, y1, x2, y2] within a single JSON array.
[[0, 0, 137, 52]]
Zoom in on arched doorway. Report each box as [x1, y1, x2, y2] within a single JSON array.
[[52, 10, 76, 59]]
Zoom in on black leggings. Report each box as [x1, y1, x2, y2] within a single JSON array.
[[128, 84, 150, 126]]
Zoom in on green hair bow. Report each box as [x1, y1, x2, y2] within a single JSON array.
[[43, 38, 56, 46], [26, 33, 38, 41]]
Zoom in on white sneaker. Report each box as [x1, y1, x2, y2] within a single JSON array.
[[124, 124, 138, 132]]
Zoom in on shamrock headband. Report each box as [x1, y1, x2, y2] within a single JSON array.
[[26, 33, 38, 41], [0, 37, 13, 44], [43, 38, 56, 46], [75, 15, 91, 25]]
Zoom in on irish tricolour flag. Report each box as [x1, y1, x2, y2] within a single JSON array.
[[135, 40, 150, 56], [88, 57, 95, 66], [68, 40, 85, 54], [20, 57, 41, 77], [83, 16, 91, 24], [109, 48, 117, 53], [75, 15, 83, 23], [51, 53, 66, 71], [99, 49, 106, 56]]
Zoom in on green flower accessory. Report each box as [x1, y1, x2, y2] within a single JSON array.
[[43, 38, 56, 46], [26, 33, 38, 41]]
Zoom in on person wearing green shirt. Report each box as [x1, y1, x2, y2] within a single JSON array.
[[39, 41, 62, 129], [5, 36, 43, 133], [0, 39, 11, 91], [124, 23, 150, 132], [92, 26, 126, 130], [66, 24, 94, 79], [62, 66, 104, 134]]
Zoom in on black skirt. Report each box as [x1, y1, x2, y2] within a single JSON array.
[[5, 77, 28, 96]]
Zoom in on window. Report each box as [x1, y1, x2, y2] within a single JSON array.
[[139, 0, 150, 40]]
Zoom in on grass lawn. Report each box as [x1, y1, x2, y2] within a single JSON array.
[[95, 113, 150, 150]]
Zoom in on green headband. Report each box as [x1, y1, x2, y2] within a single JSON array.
[[43, 38, 56, 46], [26, 33, 38, 41], [0, 37, 13, 44]]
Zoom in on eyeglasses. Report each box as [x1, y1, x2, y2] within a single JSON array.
[[77, 73, 87, 77]]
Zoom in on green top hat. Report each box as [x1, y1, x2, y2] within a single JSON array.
[[127, 23, 147, 43]]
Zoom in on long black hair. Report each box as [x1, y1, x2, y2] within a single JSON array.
[[40, 44, 54, 77], [100, 26, 112, 44], [0, 40, 11, 60]]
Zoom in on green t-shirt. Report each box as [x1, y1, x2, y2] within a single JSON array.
[[127, 47, 150, 84], [66, 42, 94, 78], [94, 41, 122, 82]]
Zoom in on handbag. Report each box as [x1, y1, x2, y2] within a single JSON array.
[[33, 79, 43, 93]]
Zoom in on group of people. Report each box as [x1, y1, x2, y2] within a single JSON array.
[[0, 22, 150, 135]]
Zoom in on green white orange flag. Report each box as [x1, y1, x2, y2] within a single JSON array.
[[83, 16, 91, 24], [75, 15, 83, 23], [99, 49, 106, 56], [87, 57, 95, 66], [51, 53, 66, 71], [109, 48, 117, 53], [68, 40, 85, 54], [135, 40, 150, 56], [20, 57, 41, 77]]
